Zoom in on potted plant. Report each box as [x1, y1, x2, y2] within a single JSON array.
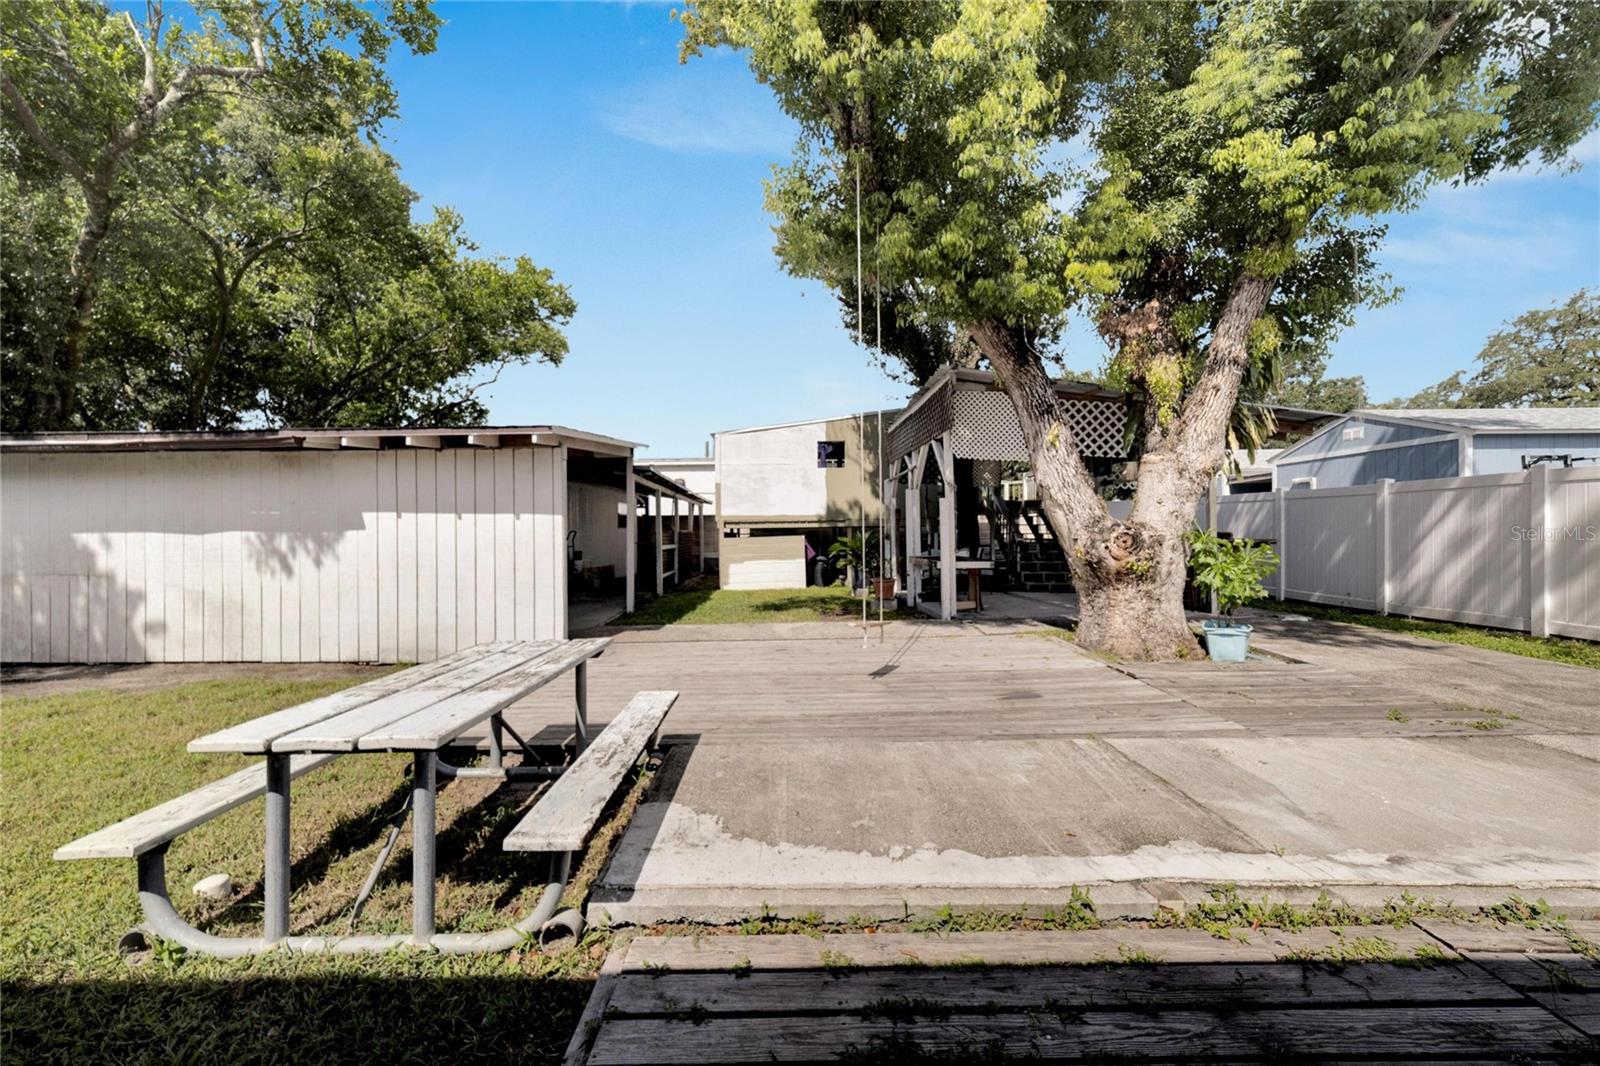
[[828, 531, 889, 598], [1186, 529, 1279, 662]]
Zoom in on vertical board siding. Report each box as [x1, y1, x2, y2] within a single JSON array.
[[0, 445, 566, 663], [493, 450, 516, 640], [376, 452, 398, 663], [1283, 487, 1377, 609], [1549, 469, 1600, 639], [415, 451, 438, 662], [396, 450, 419, 662], [356, 452, 378, 662], [1389, 475, 1527, 629], [336, 455, 360, 662], [475, 453, 496, 643], [240, 455, 262, 662], [455, 449, 477, 652], [1214, 468, 1600, 635], [514, 448, 538, 641], [435, 454, 457, 656]]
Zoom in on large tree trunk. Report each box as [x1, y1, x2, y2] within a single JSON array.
[[970, 272, 1276, 660], [971, 321, 1202, 660], [52, 179, 115, 426]]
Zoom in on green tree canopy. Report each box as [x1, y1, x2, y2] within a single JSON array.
[[3, 0, 575, 431], [0, 0, 440, 427], [1398, 288, 1600, 408]]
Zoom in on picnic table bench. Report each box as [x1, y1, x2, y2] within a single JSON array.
[[56, 639, 676, 956]]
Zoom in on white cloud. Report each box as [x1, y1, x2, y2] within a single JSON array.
[[1381, 224, 1582, 276], [598, 77, 795, 155]]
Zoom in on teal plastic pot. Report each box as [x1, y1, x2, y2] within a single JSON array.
[[1202, 620, 1252, 663]]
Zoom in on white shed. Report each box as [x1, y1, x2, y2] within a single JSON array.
[[0, 426, 641, 664]]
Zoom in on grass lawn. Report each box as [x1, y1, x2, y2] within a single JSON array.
[[613, 580, 914, 626], [1260, 600, 1600, 670], [0, 674, 637, 1064]]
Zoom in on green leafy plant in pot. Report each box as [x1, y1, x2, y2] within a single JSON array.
[[828, 531, 886, 596], [1187, 530, 1279, 662]]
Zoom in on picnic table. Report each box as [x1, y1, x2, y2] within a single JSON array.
[[57, 639, 677, 956]]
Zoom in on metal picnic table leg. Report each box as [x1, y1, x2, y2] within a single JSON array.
[[574, 660, 589, 756], [487, 716, 505, 770], [412, 750, 436, 944], [263, 753, 291, 943]]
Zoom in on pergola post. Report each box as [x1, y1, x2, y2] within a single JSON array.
[[670, 495, 681, 586], [624, 457, 636, 614], [695, 501, 707, 573], [884, 473, 898, 598], [654, 490, 665, 598], [906, 447, 925, 609], [937, 433, 956, 621]]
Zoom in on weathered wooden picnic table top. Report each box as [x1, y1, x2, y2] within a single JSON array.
[[566, 921, 1600, 1064], [187, 638, 608, 754]]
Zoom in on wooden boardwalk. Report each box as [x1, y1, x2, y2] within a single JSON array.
[[566, 923, 1600, 1064]]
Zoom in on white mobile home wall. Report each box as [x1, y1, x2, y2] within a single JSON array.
[[1, 446, 569, 663], [1214, 466, 1599, 640]]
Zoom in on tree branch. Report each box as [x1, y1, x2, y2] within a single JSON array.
[[1162, 270, 1277, 479], [0, 71, 89, 184], [1396, 7, 1462, 85], [8, 12, 92, 95], [122, 8, 156, 104]]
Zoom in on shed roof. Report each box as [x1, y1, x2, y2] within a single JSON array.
[[0, 425, 638, 456], [1353, 408, 1600, 433], [713, 409, 900, 438], [633, 465, 709, 505]]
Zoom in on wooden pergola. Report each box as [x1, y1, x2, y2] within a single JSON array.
[[883, 367, 1334, 619]]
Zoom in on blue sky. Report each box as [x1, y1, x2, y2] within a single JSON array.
[[381, 2, 1600, 457]]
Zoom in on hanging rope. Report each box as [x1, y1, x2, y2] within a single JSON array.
[[856, 159, 868, 642], [875, 237, 885, 640]]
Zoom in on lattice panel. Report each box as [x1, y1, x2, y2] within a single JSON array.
[[950, 391, 1127, 461], [886, 377, 952, 461]]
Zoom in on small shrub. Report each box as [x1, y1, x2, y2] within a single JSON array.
[[1187, 530, 1279, 615]]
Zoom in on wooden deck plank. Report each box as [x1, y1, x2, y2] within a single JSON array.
[[603, 961, 1516, 1017], [614, 928, 1455, 973], [359, 638, 609, 751], [55, 753, 338, 859], [268, 642, 554, 752], [583, 1006, 1579, 1064], [187, 642, 516, 752], [494, 626, 1486, 746], [1416, 920, 1589, 955], [503, 688, 674, 852]]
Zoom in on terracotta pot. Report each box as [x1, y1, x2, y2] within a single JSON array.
[[873, 577, 897, 600]]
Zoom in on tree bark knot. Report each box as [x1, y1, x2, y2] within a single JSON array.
[[1107, 528, 1141, 563]]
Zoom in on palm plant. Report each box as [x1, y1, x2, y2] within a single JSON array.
[[828, 531, 879, 588]]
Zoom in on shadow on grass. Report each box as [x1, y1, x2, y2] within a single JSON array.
[[201, 742, 638, 936], [612, 588, 718, 626], [3, 971, 594, 1064], [749, 594, 859, 616]]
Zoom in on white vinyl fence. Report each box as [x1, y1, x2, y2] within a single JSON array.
[[1214, 466, 1600, 640]]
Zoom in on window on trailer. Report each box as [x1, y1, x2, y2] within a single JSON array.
[[818, 441, 845, 468]]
